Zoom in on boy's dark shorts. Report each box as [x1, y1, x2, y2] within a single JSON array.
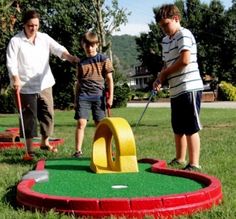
[[74, 97, 105, 122], [171, 91, 202, 135]]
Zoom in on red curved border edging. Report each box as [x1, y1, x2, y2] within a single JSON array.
[[16, 158, 223, 218], [0, 138, 64, 149], [0, 128, 64, 149]]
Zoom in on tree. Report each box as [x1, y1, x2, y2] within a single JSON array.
[[0, 0, 131, 111], [135, 0, 236, 89], [80, 0, 130, 62], [201, 0, 226, 77], [0, 0, 21, 92], [0, 0, 93, 110], [222, 1, 236, 83]]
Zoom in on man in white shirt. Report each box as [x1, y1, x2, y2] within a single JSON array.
[[6, 9, 79, 156]]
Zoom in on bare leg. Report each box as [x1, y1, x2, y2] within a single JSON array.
[[40, 135, 57, 152], [186, 132, 201, 167], [174, 134, 187, 163], [26, 138, 33, 153], [41, 135, 50, 147], [75, 119, 87, 152], [94, 120, 100, 127]]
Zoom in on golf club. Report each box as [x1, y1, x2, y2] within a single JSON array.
[[135, 90, 157, 129], [16, 90, 33, 161]]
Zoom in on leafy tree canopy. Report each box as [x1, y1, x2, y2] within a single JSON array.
[[136, 0, 236, 85], [0, 0, 130, 109]]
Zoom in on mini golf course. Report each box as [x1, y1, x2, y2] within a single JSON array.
[[17, 158, 222, 218], [16, 117, 222, 218]]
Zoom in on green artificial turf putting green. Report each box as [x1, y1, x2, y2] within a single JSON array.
[[32, 158, 205, 198]]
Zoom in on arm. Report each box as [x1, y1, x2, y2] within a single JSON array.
[[11, 75, 21, 91], [6, 38, 21, 91], [74, 66, 80, 109], [159, 50, 190, 83], [153, 50, 190, 91], [61, 51, 80, 64], [74, 81, 80, 109], [105, 72, 114, 107], [46, 34, 79, 63]]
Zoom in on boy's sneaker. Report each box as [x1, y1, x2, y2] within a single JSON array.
[[72, 151, 82, 158], [183, 163, 201, 172], [168, 158, 186, 167]]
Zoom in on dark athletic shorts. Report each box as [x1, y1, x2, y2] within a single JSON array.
[[171, 91, 202, 135], [74, 96, 105, 122]]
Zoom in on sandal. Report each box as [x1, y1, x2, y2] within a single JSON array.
[[40, 145, 58, 153]]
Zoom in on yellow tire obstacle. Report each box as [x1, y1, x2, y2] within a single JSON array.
[[90, 117, 139, 173]]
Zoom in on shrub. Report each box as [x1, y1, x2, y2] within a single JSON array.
[[113, 83, 130, 108], [218, 81, 236, 101], [54, 88, 75, 110], [134, 91, 146, 100], [0, 88, 17, 113]]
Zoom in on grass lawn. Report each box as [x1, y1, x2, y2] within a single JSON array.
[[0, 107, 236, 218]]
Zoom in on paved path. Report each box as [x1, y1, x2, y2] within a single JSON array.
[[127, 101, 236, 109]]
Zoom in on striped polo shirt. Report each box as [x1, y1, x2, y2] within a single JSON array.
[[77, 53, 113, 97], [162, 27, 203, 98]]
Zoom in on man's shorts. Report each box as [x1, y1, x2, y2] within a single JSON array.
[[74, 96, 105, 122], [171, 91, 202, 135]]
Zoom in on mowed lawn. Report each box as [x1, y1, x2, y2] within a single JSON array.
[[0, 106, 236, 219]]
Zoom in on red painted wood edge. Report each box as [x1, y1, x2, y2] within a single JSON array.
[[16, 158, 223, 218]]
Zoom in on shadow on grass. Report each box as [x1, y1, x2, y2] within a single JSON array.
[[130, 123, 159, 128], [55, 123, 96, 128], [2, 183, 18, 210], [0, 149, 35, 165], [0, 149, 57, 166]]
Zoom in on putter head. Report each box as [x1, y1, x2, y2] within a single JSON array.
[[22, 153, 33, 161]]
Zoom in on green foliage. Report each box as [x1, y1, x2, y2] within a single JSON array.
[[113, 83, 130, 108], [0, 0, 21, 91], [133, 91, 147, 100], [156, 89, 170, 99], [0, 0, 92, 111], [130, 89, 169, 101], [135, 22, 163, 77], [0, 88, 16, 113], [218, 81, 236, 101], [136, 0, 236, 87], [0, 0, 130, 111]]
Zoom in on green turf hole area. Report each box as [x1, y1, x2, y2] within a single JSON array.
[[32, 158, 205, 198]]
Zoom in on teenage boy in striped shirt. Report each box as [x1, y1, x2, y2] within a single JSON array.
[[153, 4, 204, 171]]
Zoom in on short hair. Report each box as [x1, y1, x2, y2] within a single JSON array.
[[22, 10, 40, 24], [81, 31, 99, 45], [155, 4, 181, 23]]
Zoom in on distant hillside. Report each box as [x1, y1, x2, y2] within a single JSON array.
[[111, 35, 140, 74]]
